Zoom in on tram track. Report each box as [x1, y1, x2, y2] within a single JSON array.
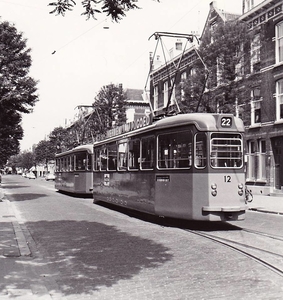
[[185, 228, 283, 277]]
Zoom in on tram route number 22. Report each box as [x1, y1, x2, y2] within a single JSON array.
[[224, 175, 231, 183]]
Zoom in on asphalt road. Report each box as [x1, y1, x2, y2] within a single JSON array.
[[2, 174, 283, 300]]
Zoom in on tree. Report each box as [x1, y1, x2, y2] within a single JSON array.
[[92, 83, 127, 135], [0, 21, 38, 166], [8, 151, 35, 171], [48, 126, 74, 153], [182, 19, 255, 121], [34, 140, 54, 166], [48, 0, 159, 21]]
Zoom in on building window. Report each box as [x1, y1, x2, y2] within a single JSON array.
[[181, 71, 187, 98], [250, 33, 260, 72], [170, 79, 176, 107], [163, 81, 169, 108], [210, 21, 217, 44], [276, 21, 283, 64], [235, 43, 244, 78], [256, 139, 266, 181], [246, 140, 255, 181], [216, 56, 224, 85], [276, 79, 283, 121], [154, 85, 158, 111], [251, 88, 261, 125]]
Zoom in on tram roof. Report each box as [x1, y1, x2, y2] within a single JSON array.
[[154, 113, 245, 132], [93, 113, 244, 146], [55, 144, 93, 157]]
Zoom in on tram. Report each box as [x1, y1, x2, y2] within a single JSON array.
[[92, 113, 246, 221], [55, 144, 93, 194]]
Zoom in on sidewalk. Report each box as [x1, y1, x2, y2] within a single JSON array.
[[248, 193, 283, 215], [0, 186, 53, 299]]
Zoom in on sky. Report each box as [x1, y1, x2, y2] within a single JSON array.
[[0, 0, 242, 151]]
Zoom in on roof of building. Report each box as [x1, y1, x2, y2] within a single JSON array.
[[125, 88, 144, 101]]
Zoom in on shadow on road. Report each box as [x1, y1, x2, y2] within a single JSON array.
[[1, 219, 172, 297], [96, 202, 240, 232], [6, 193, 48, 202]]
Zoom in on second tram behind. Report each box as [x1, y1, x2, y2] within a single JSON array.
[[92, 113, 246, 221], [55, 144, 93, 194]]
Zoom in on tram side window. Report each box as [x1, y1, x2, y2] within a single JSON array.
[[86, 153, 92, 170], [158, 131, 192, 169], [118, 142, 128, 171], [108, 143, 117, 171], [93, 149, 99, 171], [63, 157, 67, 171], [128, 139, 140, 170], [56, 159, 60, 172], [100, 148, 107, 171], [195, 133, 207, 168], [75, 152, 86, 170], [70, 155, 74, 171], [141, 136, 155, 170]]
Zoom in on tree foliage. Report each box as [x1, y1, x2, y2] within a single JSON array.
[[9, 151, 35, 171], [182, 19, 255, 119], [0, 21, 38, 166], [34, 126, 73, 159], [48, 0, 147, 21], [34, 140, 54, 165], [92, 83, 127, 135]]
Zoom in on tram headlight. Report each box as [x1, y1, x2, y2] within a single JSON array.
[[211, 183, 217, 196], [238, 183, 244, 196], [211, 190, 217, 197], [211, 183, 217, 190]]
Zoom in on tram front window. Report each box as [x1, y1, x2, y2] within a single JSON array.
[[210, 133, 243, 168]]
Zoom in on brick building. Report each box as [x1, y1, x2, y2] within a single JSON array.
[[240, 0, 283, 194]]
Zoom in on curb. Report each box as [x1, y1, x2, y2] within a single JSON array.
[[1, 193, 32, 257], [248, 207, 283, 215]]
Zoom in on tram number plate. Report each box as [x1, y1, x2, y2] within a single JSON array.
[[221, 117, 232, 127], [224, 175, 231, 183]]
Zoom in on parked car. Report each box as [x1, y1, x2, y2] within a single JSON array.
[[45, 173, 55, 181], [26, 172, 36, 179]]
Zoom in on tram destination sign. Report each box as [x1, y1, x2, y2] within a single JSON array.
[[106, 115, 151, 139]]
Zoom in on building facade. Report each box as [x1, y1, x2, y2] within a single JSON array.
[[240, 0, 283, 194], [149, 0, 283, 195]]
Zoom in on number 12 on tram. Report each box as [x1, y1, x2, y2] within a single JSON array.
[[92, 113, 246, 221]]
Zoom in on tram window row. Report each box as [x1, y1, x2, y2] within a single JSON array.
[[56, 151, 92, 172], [55, 132, 243, 173]]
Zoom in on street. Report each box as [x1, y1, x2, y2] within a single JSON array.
[[1, 174, 283, 299]]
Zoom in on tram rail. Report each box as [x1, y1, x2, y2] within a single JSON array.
[[185, 228, 283, 278]]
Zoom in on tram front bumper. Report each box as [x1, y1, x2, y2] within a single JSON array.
[[202, 206, 246, 221], [202, 206, 246, 212]]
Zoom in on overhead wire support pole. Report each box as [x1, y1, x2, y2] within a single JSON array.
[[148, 32, 194, 42], [148, 32, 197, 116], [191, 46, 209, 113]]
